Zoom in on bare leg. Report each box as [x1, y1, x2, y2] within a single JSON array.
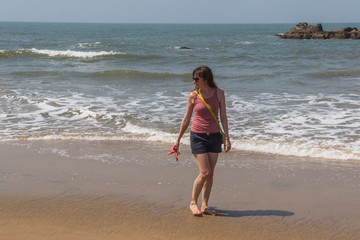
[[201, 152, 218, 211], [190, 153, 218, 216]]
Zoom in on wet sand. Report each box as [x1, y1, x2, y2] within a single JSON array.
[[0, 141, 359, 239]]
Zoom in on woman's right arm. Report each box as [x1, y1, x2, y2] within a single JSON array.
[[174, 92, 194, 148]]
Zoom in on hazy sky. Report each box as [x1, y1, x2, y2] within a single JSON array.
[[1, 0, 359, 24]]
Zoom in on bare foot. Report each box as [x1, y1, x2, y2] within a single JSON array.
[[201, 207, 217, 216], [190, 203, 202, 216]]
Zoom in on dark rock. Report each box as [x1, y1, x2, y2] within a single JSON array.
[[278, 22, 360, 40], [179, 46, 191, 50]]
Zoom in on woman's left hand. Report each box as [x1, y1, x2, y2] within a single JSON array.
[[224, 139, 231, 153]]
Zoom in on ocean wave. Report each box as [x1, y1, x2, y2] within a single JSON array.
[[2, 130, 359, 161], [232, 139, 360, 161], [1, 134, 125, 142], [0, 49, 24, 58], [0, 48, 167, 61], [306, 70, 360, 79], [76, 42, 102, 48], [0, 125, 180, 145], [226, 92, 360, 161], [2, 86, 360, 162], [235, 41, 256, 45], [29, 48, 125, 58], [90, 70, 190, 80], [0, 48, 126, 59], [0, 89, 121, 126], [123, 53, 165, 60], [11, 71, 60, 77]]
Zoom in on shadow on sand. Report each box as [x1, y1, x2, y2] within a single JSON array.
[[214, 209, 295, 218]]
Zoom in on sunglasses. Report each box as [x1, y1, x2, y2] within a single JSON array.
[[192, 77, 200, 82]]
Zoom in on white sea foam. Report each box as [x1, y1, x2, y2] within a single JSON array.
[[122, 123, 184, 143], [231, 139, 360, 161], [1, 80, 360, 161], [0, 86, 360, 160], [226, 92, 360, 161], [29, 48, 124, 58], [2, 131, 358, 161], [76, 42, 102, 48], [235, 41, 255, 45]]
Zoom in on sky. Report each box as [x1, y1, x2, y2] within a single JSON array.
[[0, 0, 359, 24]]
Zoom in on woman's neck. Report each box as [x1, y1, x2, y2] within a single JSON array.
[[199, 85, 211, 93], [198, 85, 213, 98]]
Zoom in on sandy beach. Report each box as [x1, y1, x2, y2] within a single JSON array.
[[0, 140, 359, 240]]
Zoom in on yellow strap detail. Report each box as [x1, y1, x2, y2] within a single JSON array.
[[194, 90, 225, 139]]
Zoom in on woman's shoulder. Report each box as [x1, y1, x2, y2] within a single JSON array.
[[216, 88, 225, 103], [189, 90, 197, 97], [187, 90, 196, 102], [217, 87, 225, 96]]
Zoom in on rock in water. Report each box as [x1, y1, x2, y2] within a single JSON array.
[[278, 22, 360, 39]]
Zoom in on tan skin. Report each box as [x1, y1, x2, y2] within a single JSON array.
[[173, 72, 231, 216]]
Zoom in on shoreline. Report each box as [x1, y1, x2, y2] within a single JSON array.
[[0, 141, 359, 239]]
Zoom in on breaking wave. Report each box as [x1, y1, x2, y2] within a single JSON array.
[[90, 70, 190, 80], [0, 48, 126, 59]]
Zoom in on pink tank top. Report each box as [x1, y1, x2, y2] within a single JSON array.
[[190, 88, 220, 133]]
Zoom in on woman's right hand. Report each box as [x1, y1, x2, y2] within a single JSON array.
[[168, 142, 180, 161], [173, 141, 179, 150]]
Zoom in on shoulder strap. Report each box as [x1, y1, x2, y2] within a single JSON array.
[[193, 90, 224, 135]]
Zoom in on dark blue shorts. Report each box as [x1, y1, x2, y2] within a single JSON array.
[[190, 131, 222, 154]]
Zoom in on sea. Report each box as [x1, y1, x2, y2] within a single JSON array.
[[1, 22, 360, 161]]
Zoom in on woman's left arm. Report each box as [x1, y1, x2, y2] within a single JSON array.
[[218, 88, 231, 152]]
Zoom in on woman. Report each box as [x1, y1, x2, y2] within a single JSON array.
[[172, 65, 231, 216]]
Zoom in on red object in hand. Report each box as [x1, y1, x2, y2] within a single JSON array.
[[167, 146, 179, 161]]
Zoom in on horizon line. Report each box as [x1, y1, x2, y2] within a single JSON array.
[[1, 20, 360, 25]]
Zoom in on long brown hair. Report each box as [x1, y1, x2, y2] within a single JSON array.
[[193, 65, 218, 88]]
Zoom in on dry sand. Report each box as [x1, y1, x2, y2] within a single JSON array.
[[0, 141, 359, 239]]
